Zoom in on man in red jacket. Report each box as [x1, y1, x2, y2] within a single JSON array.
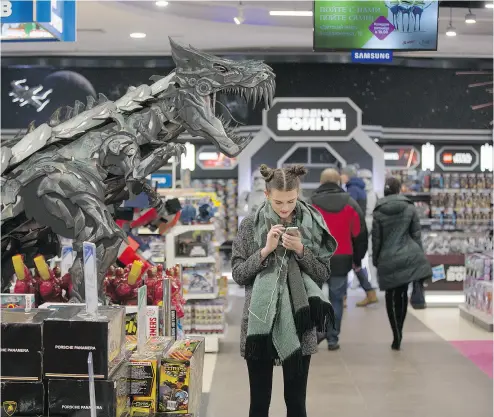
[[310, 168, 369, 350]]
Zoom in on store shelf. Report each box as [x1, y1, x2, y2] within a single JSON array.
[[459, 304, 493, 332], [175, 256, 216, 265], [184, 291, 219, 300], [170, 224, 216, 235]]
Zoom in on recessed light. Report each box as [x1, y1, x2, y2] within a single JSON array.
[[269, 10, 312, 17], [374, 138, 379, 142], [155, 1, 169, 6], [485, 2, 494, 8], [130, 32, 146, 39]]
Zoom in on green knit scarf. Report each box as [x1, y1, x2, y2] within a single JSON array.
[[246, 200, 337, 368]]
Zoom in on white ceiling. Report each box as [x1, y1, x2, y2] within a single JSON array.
[[1, 1, 493, 57]]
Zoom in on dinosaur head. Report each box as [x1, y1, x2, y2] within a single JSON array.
[[169, 38, 275, 158]]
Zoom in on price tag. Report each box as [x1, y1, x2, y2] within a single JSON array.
[[83, 242, 98, 317], [137, 285, 147, 351]]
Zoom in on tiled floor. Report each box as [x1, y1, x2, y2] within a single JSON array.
[[202, 290, 493, 417]]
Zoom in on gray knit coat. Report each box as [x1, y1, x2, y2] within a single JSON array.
[[231, 215, 332, 357]]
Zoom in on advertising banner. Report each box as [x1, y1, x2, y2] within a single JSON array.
[[313, 0, 439, 51]]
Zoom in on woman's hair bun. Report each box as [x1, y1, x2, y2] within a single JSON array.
[[286, 164, 308, 177], [259, 164, 275, 182]]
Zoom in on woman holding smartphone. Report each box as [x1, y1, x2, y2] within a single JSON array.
[[232, 164, 337, 417]]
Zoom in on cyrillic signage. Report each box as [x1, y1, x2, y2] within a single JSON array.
[[264, 98, 361, 140]]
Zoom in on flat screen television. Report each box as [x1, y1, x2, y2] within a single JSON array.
[[313, 0, 439, 52]]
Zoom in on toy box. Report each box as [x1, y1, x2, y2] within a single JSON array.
[[0, 294, 35, 310], [125, 306, 160, 339], [158, 338, 204, 414], [1, 309, 54, 381], [48, 361, 129, 417], [182, 265, 216, 295], [43, 305, 125, 379], [1, 380, 45, 416], [129, 336, 173, 415]]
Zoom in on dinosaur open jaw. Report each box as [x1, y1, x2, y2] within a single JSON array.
[[208, 80, 275, 113]]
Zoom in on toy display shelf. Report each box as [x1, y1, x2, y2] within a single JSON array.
[[459, 303, 493, 332], [183, 289, 219, 301], [186, 325, 227, 353]]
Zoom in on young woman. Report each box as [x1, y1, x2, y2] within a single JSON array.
[[232, 164, 337, 417], [372, 177, 432, 351]]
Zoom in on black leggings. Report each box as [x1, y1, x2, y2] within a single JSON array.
[[385, 284, 409, 345], [247, 356, 311, 417]]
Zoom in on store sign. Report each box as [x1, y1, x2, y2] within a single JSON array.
[[383, 145, 420, 169], [445, 265, 466, 282], [1, 0, 76, 42], [150, 173, 173, 189], [351, 50, 393, 63], [264, 98, 361, 140], [437, 146, 479, 172]]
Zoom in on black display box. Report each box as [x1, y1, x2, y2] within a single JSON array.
[[1, 309, 54, 381], [43, 305, 125, 379], [47, 361, 129, 417], [0, 380, 45, 416]]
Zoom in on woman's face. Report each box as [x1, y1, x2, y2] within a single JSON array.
[[266, 189, 299, 220]]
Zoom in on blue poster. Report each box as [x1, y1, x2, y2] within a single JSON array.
[[431, 264, 446, 283], [150, 173, 173, 189]]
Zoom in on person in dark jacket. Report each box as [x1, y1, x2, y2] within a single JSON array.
[[341, 165, 367, 214], [311, 168, 369, 350], [372, 177, 432, 351]]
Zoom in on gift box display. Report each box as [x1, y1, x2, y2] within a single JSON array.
[[47, 361, 129, 417], [1, 309, 54, 381], [43, 305, 125, 379], [1, 380, 45, 416]]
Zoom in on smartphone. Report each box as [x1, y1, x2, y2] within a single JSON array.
[[285, 226, 299, 236]]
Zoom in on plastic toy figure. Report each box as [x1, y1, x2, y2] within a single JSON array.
[[1, 38, 276, 302]]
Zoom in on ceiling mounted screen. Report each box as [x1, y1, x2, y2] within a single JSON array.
[[313, 0, 439, 51]]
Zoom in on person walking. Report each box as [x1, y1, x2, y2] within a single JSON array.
[[372, 177, 432, 351], [232, 164, 337, 417], [340, 165, 367, 213], [340, 165, 378, 306], [353, 168, 380, 306], [311, 168, 368, 350]]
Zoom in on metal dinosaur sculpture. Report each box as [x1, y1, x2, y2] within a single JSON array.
[[1, 37, 276, 300]]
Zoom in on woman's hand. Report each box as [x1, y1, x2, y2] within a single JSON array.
[[282, 231, 304, 257], [261, 225, 285, 259]]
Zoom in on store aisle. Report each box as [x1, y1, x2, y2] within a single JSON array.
[[204, 290, 493, 417]]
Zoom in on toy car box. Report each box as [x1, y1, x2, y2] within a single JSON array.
[[158, 337, 204, 414], [129, 336, 173, 415], [1, 309, 54, 381], [43, 305, 125, 379], [1, 380, 45, 416], [48, 361, 129, 417]]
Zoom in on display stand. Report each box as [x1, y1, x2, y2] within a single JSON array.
[[459, 252, 493, 332]]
